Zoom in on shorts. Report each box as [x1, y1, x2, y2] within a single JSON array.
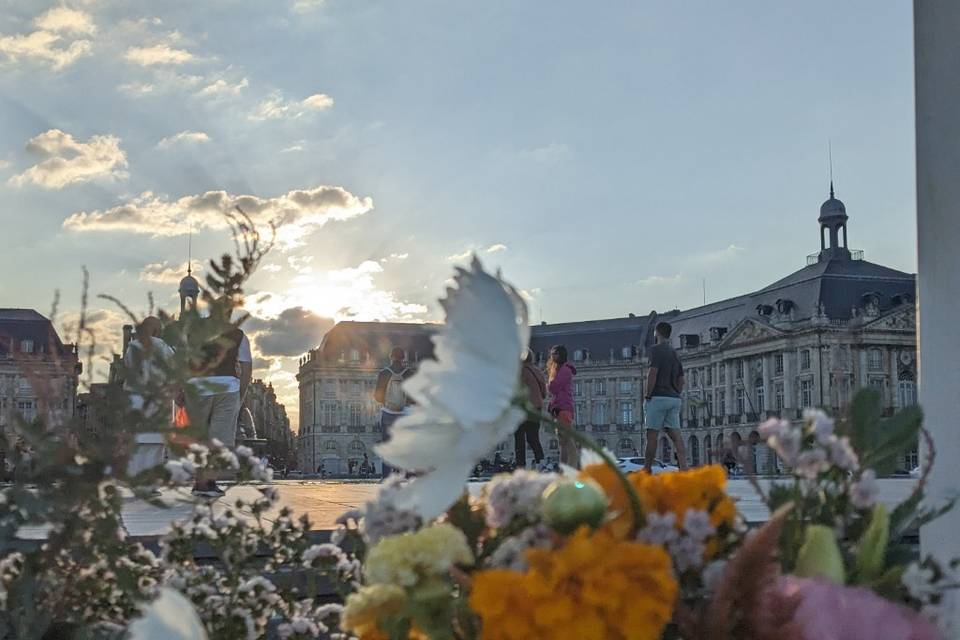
[[188, 391, 241, 448], [644, 396, 682, 431]]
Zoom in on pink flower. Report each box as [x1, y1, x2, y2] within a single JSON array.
[[775, 577, 944, 640]]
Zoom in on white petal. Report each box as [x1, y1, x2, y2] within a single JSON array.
[[129, 588, 208, 640], [389, 462, 473, 520]]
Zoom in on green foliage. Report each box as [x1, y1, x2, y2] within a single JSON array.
[[854, 504, 890, 583]]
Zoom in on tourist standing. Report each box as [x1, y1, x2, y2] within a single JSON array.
[[374, 347, 414, 477], [187, 322, 253, 496], [547, 345, 579, 468], [516, 349, 547, 469], [643, 321, 688, 473], [123, 316, 175, 476]]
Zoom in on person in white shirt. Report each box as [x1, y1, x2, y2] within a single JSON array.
[[186, 323, 252, 497], [123, 316, 175, 477]]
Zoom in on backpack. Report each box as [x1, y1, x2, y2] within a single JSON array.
[[383, 369, 407, 412]]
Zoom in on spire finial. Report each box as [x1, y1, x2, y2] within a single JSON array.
[[828, 140, 834, 198]]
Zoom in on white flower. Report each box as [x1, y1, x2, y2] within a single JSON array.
[[795, 449, 830, 479], [486, 524, 554, 572], [375, 257, 529, 519], [682, 509, 715, 542], [637, 512, 678, 546], [850, 469, 880, 509], [128, 588, 208, 640], [903, 562, 939, 603], [828, 435, 859, 471], [804, 409, 835, 445], [361, 475, 423, 544], [483, 470, 557, 529], [768, 426, 803, 466], [236, 445, 254, 458], [758, 418, 790, 440], [668, 535, 707, 572], [164, 460, 194, 484], [302, 543, 345, 566]]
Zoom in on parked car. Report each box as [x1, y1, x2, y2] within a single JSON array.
[[616, 457, 679, 474], [287, 470, 304, 479]]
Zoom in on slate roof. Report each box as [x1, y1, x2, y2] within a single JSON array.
[[0, 308, 72, 358], [528, 315, 659, 364], [308, 321, 438, 366]]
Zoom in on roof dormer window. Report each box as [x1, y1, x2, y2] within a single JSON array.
[[20, 340, 34, 354], [756, 304, 773, 316]]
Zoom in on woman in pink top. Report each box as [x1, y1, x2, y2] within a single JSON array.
[[547, 345, 579, 468]]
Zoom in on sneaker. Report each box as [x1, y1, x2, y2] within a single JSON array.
[[192, 483, 225, 498]]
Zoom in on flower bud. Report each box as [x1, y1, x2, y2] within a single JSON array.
[[795, 525, 846, 584], [541, 478, 609, 535]]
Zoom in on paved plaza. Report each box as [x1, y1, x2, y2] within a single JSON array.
[[15, 477, 919, 541]]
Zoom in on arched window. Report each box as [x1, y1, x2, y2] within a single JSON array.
[[324, 440, 337, 451], [349, 440, 364, 454], [661, 437, 672, 465], [705, 436, 714, 464], [619, 438, 635, 454], [715, 434, 724, 454], [688, 435, 700, 466], [869, 348, 884, 371], [549, 439, 559, 451], [898, 371, 917, 407], [755, 378, 765, 413]]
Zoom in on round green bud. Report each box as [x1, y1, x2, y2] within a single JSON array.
[[541, 477, 609, 535]]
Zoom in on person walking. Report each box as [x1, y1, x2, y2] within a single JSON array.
[[643, 321, 688, 474], [374, 346, 414, 477], [123, 316, 175, 477], [516, 349, 547, 470], [187, 322, 253, 496], [547, 345, 579, 468]]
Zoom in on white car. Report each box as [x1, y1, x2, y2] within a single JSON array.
[[617, 457, 679, 475]]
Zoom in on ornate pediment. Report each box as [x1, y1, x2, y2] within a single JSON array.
[[720, 318, 783, 348], [863, 306, 916, 332]]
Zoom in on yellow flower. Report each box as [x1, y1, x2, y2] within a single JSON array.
[[634, 465, 737, 533], [471, 527, 676, 640], [365, 523, 474, 587]]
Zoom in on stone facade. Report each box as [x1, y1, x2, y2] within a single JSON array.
[[0, 309, 81, 468], [242, 379, 297, 471], [297, 189, 919, 475]]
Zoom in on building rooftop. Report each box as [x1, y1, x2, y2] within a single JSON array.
[[0, 308, 75, 358]]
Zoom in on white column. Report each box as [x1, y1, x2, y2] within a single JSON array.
[[916, 0, 960, 628]]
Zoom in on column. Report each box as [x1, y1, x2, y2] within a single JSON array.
[[812, 346, 824, 409], [761, 354, 772, 416], [724, 361, 733, 423], [916, 0, 960, 627], [890, 349, 900, 410], [784, 350, 796, 414], [858, 348, 868, 389]]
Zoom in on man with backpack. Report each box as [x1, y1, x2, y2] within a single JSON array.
[[374, 346, 414, 477]]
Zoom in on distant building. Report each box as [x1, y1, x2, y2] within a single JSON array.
[[297, 186, 919, 474], [242, 379, 297, 471], [0, 309, 82, 455]]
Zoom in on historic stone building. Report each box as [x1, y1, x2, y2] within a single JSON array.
[[0, 309, 81, 464], [242, 379, 297, 472], [297, 186, 919, 474]]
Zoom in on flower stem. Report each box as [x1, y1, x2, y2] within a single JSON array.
[[531, 407, 646, 532]]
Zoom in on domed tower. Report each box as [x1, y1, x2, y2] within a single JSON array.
[[178, 265, 200, 314], [818, 181, 851, 261]]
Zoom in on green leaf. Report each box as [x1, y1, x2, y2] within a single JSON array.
[[846, 389, 882, 454], [795, 525, 846, 584], [862, 406, 922, 476], [855, 504, 889, 583]]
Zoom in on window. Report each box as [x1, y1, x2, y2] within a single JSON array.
[[573, 349, 585, 362], [619, 438, 635, 453], [661, 437, 673, 464], [800, 350, 811, 371], [775, 354, 784, 375], [323, 381, 336, 397], [594, 379, 606, 396], [775, 383, 784, 411], [325, 440, 338, 451], [322, 403, 337, 426], [706, 391, 714, 417], [619, 401, 634, 425], [705, 436, 714, 463], [801, 379, 813, 408], [20, 340, 34, 354], [706, 367, 713, 386], [621, 346, 633, 359], [718, 390, 726, 417], [718, 363, 726, 384], [349, 348, 361, 362], [351, 381, 362, 396], [618, 379, 632, 394], [869, 377, 884, 392], [689, 435, 700, 466], [573, 381, 582, 396], [735, 361, 744, 380], [17, 401, 34, 422], [868, 349, 884, 371], [349, 403, 362, 426], [898, 375, 917, 407], [593, 401, 608, 425], [692, 370, 700, 388], [596, 438, 607, 450], [549, 439, 559, 451], [756, 384, 765, 413], [736, 388, 745, 415], [17, 377, 31, 393], [349, 440, 364, 453], [574, 402, 585, 426]]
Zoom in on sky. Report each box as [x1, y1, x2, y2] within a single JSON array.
[[0, 1, 917, 430]]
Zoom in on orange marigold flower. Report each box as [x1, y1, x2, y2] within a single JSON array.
[[579, 463, 635, 538], [471, 527, 677, 640], [633, 465, 736, 534]]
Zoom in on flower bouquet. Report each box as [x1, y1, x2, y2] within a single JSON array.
[[325, 258, 958, 640]]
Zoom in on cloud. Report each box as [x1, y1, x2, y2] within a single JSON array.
[[196, 75, 249, 97], [0, 159, 9, 170], [62, 185, 374, 247], [516, 142, 572, 166], [58, 308, 126, 376], [447, 245, 505, 261], [10, 129, 128, 189], [157, 130, 210, 148], [389, 253, 409, 260], [292, 0, 326, 12], [281, 142, 306, 153], [139, 260, 201, 284], [690, 244, 747, 267], [486, 243, 507, 254], [446, 249, 472, 262], [120, 69, 248, 100], [261, 263, 282, 273], [246, 307, 335, 357], [125, 44, 193, 66], [0, 8, 95, 70], [637, 274, 685, 286], [249, 91, 334, 121]]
